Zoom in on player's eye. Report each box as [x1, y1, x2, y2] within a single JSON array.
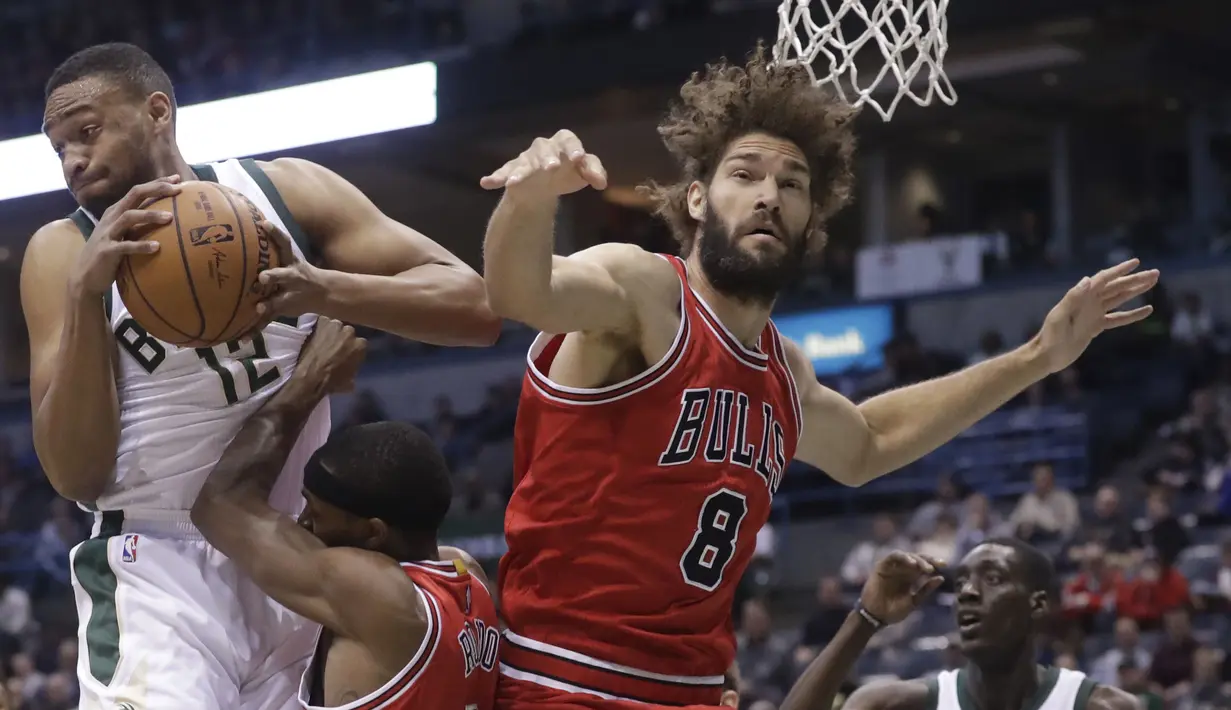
[[782, 179, 803, 190], [732, 169, 752, 181], [81, 125, 100, 141]]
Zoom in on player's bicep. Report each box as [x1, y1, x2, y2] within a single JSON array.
[[531, 242, 672, 336], [782, 338, 874, 486], [20, 223, 85, 408], [265, 157, 464, 275]]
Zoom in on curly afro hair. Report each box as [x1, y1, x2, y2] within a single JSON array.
[[643, 43, 858, 256]]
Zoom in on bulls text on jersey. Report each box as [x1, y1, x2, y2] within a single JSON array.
[[458, 618, 500, 678], [658, 387, 787, 495]]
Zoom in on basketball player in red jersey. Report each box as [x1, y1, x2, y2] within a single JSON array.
[[481, 46, 1159, 709], [190, 318, 500, 710]]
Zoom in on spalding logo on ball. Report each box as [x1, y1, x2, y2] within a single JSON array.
[[116, 181, 282, 348]]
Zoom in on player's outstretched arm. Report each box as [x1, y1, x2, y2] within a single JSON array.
[[254, 157, 500, 347], [480, 130, 669, 336], [21, 177, 183, 501], [190, 319, 421, 654], [785, 259, 1158, 486], [1087, 686, 1144, 710], [780, 551, 943, 710]]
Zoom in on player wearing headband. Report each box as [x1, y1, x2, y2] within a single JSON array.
[[190, 318, 499, 710]]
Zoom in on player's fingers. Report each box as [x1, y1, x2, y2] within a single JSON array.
[[117, 176, 183, 213], [480, 161, 517, 190], [580, 154, 608, 190], [1101, 270, 1159, 309], [112, 209, 175, 236], [553, 129, 586, 160], [109, 240, 160, 256], [1104, 305, 1153, 329], [508, 157, 539, 185], [917, 553, 946, 570], [1091, 258, 1141, 288], [258, 266, 297, 287], [258, 221, 298, 264], [914, 576, 945, 600]]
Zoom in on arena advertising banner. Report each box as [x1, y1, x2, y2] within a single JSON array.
[[773, 304, 893, 376], [856, 233, 985, 300], [0, 61, 437, 202]]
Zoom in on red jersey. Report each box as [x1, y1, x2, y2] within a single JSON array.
[[298, 559, 500, 710], [498, 255, 801, 707]]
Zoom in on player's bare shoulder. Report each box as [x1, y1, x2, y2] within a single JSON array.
[[839, 678, 932, 710], [1086, 685, 1142, 710], [574, 242, 680, 311]]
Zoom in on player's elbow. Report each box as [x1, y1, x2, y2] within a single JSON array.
[[40, 461, 110, 503], [485, 282, 553, 332]]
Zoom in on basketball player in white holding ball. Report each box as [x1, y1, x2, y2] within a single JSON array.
[[20, 43, 498, 709]]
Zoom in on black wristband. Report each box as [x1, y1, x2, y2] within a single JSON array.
[[854, 601, 885, 630]]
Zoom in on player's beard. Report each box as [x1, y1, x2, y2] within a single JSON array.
[[697, 208, 806, 307]]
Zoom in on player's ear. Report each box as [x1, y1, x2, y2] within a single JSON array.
[[1028, 590, 1049, 620], [147, 91, 174, 131], [363, 517, 389, 551], [686, 181, 707, 222], [719, 690, 739, 708]]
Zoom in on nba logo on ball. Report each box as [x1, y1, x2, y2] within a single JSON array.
[[121, 534, 139, 564], [189, 223, 235, 246]]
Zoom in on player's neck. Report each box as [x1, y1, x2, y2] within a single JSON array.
[[963, 648, 1041, 710], [150, 143, 195, 183], [684, 255, 774, 347], [380, 536, 439, 564]]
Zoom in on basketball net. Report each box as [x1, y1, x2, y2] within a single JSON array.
[[773, 0, 956, 121]]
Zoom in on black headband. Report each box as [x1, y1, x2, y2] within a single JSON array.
[[303, 456, 419, 530]]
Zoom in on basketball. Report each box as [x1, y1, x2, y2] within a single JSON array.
[[116, 181, 281, 348]]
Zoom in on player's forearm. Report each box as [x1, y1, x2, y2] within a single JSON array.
[[33, 288, 120, 502], [779, 612, 878, 710], [854, 337, 1050, 484], [316, 263, 499, 347], [192, 377, 323, 542], [482, 192, 560, 325]]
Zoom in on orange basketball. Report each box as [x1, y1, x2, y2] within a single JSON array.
[[116, 181, 281, 348]]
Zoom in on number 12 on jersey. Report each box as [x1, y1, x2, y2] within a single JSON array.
[[680, 488, 748, 592], [196, 335, 281, 405]]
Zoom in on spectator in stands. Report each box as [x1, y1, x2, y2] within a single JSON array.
[[32, 499, 85, 589], [1116, 556, 1190, 630], [1068, 484, 1140, 566], [953, 492, 1004, 560], [1171, 292, 1213, 347], [1091, 617, 1153, 687], [8, 653, 44, 705], [341, 389, 388, 428], [1120, 661, 1165, 710], [1176, 647, 1231, 710], [967, 330, 1005, 366], [1136, 490, 1191, 565], [29, 670, 75, 710], [1216, 540, 1231, 609], [916, 512, 958, 563], [1008, 462, 1080, 542], [1149, 608, 1200, 702], [735, 599, 792, 708], [905, 472, 964, 539], [1061, 542, 1119, 633], [800, 576, 848, 649], [840, 514, 908, 586]]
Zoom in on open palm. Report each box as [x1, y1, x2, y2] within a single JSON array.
[[1037, 258, 1159, 374]]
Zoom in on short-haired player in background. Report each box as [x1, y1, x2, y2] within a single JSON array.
[[777, 540, 1138, 710], [190, 317, 499, 710], [481, 45, 1158, 708], [21, 43, 498, 708]]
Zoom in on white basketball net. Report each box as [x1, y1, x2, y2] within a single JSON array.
[[773, 0, 957, 121]]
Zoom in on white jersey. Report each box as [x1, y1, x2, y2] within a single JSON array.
[[931, 667, 1097, 710], [70, 158, 330, 513]]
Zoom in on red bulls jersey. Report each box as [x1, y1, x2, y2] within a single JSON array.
[[499, 255, 801, 706], [298, 559, 500, 710]]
